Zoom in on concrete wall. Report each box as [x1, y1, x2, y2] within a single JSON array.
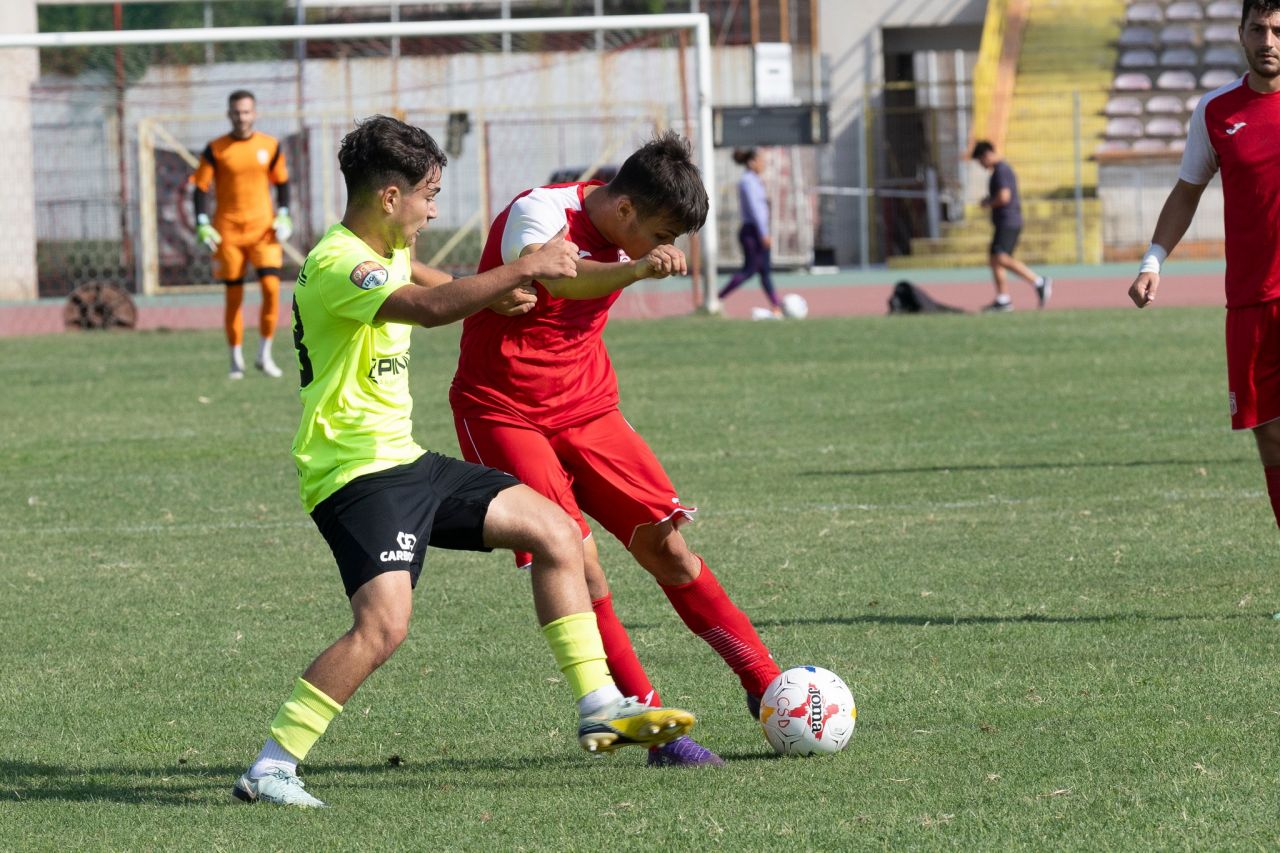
[[1, 0, 38, 300], [819, 0, 986, 265]]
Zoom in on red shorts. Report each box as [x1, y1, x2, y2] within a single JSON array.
[[454, 409, 696, 567], [1226, 301, 1280, 430]]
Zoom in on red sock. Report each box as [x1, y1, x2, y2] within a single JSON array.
[[661, 560, 781, 696], [1265, 465, 1280, 528], [591, 594, 659, 705]]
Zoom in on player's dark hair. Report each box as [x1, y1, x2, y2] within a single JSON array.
[[732, 147, 757, 166], [606, 130, 708, 235], [1242, 0, 1280, 28], [338, 115, 448, 198], [971, 140, 995, 160], [228, 89, 255, 105]]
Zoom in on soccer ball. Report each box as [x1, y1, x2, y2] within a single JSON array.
[[781, 293, 809, 319], [759, 665, 856, 756]]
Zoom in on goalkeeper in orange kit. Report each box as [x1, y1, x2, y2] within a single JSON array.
[[190, 90, 293, 379]]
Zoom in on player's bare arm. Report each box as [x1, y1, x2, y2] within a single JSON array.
[[410, 259, 454, 289], [486, 284, 539, 316], [377, 226, 577, 326], [413, 260, 537, 315], [1128, 179, 1207, 308], [476, 250, 538, 317], [518, 243, 687, 300]]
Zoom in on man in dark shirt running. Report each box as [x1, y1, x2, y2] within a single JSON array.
[[972, 140, 1052, 312]]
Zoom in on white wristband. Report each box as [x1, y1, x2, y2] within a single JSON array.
[[276, 206, 289, 216], [1139, 244, 1167, 275], [196, 213, 210, 226]]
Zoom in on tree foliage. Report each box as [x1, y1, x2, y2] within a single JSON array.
[[38, 1, 294, 80]]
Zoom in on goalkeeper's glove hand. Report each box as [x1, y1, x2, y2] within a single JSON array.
[[195, 214, 222, 252], [273, 207, 293, 242]]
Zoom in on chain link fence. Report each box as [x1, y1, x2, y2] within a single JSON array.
[[853, 79, 1226, 269]]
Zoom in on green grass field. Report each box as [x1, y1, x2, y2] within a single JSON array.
[[2, 307, 1278, 850]]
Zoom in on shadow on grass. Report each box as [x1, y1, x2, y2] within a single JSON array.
[[754, 611, 1263, 628], [0, 760, 231, 806], [799, 457, 1248, 478], [0, 752, 597, 806], [622, 612, 1265, 633]]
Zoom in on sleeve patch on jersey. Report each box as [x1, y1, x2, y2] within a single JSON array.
[[349, 260, 389, 290]]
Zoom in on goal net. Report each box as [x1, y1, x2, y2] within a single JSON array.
[[7, 12, 718, 318]]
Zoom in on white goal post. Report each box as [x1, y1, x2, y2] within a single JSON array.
[[0, 13, 721, 311]]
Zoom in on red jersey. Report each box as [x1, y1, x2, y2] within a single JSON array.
[[1180, 75, 1280, 308], [450, 182, 627, 431]]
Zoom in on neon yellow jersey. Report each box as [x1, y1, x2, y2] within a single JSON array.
[[290, 223, 423, 511]]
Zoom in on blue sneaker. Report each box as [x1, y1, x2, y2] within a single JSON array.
[[647, 735, 725, 767], [231, 767, 327, 808], [578, 696, 696, 753]]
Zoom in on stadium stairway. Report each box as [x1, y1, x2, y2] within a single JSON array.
[[891, 0, 1126, 269]]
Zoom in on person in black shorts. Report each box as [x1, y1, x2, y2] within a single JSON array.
[[230, 116, 696, 809], [972, 140, 1052, 312]]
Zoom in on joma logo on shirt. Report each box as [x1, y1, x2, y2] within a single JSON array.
[[368, 353, 410, 382]]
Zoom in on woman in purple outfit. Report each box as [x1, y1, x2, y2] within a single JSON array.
[[718, 147, 781, 317]]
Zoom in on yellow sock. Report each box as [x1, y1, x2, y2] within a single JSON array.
[[268, 677, 343, 761], [542, 612, 614, 701]]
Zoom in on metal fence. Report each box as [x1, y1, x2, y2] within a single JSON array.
[[854, 80, 1224, 269], [18, 65, 1232, 305], [16, 20, 717, 307]]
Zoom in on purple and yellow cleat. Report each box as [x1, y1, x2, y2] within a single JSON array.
[[647, 735, 725, 767]]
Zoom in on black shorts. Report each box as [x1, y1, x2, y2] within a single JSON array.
[[310, 451, 520, 597], [990, 225, 1022, 256]]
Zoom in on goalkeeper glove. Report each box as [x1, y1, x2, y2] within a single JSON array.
[[273, 207, 293, 242], [195, 214, 221, 252]]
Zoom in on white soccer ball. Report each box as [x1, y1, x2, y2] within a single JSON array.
[[760, 665, 856, 756], [781, 293, 809, 319]]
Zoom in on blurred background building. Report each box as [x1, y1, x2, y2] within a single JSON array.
[[0, 0, 1241, 301]]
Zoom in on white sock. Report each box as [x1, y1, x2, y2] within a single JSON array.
[[230, 345, 245, 371], [258, 337, 274, 364], [248, 737, 298, 779], [576, 684, 624, 717], [1034, 276, 1045, 286], [994, 294, 1011, 305]]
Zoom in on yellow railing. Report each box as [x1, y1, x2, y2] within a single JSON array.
[[970, 0, 1009, 148], [970, 0, 1031, 151]]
